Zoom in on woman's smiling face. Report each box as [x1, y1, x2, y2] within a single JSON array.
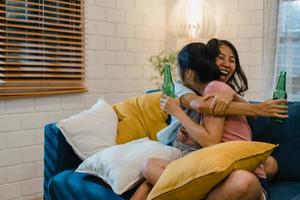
[[216, 44, 236, 83]]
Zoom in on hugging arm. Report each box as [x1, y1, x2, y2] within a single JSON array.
[[180, 93, 288, 118], [201, 82, 230, 146], [161, 95, 223, 147]]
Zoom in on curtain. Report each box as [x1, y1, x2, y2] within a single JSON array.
[[276, 0, 300, 101], [263, 0, 300, 101], [262, 0, 280, 100]]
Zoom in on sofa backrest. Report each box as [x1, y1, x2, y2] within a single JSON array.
[[248, 102, 300, 181]]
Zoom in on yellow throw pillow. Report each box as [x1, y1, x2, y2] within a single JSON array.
[[147, 141, 277, 200], [113, 92, 168, 144]]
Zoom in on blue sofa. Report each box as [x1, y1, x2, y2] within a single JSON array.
[[44, 102, 300, 200]]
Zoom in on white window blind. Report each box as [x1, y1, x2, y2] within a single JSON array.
[[0, 0, 86, 99]]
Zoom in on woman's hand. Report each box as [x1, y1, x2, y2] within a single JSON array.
[[203, 90, 235, 115], [160, 94, 181, 116], [255, 99, 288, 118], [177, 127, 198, 145]]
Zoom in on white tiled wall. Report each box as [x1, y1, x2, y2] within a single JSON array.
[[0, 0, 167, 199], [173, 0, 264, 100], [0, 0, 265, 199], [214, 0, 264, 100]]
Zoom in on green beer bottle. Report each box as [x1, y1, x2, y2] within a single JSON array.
[[272, 71, 287, 123], [161, 64, 175, 98]]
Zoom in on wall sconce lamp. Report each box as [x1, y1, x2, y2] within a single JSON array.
[[168, 0, 217, 39]]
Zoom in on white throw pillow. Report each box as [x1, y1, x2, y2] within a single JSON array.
[[57, 98, 118, 160], [76, 138, 182, 194]]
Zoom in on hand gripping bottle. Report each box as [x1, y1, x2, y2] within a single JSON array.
[[272, 71, 287, 123], [161, 64, 175, 98]]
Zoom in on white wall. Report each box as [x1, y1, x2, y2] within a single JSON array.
[[0, 0, 167, 199], [169, 0, 264, 100], [214, 0, 264, 100]]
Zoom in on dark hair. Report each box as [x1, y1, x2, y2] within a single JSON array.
[[177, 42, 220, 85], [207, 38, 248, 95]]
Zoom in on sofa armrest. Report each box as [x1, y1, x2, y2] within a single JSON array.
[[44, 122, 82, 200]]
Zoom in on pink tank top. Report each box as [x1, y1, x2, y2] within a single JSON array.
[[204, 81, 266, 179]]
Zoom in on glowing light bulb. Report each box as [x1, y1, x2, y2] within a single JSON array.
[[168, 0, 216, 38]]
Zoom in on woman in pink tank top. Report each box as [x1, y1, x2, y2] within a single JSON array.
[[203, 80, 266, 180]]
